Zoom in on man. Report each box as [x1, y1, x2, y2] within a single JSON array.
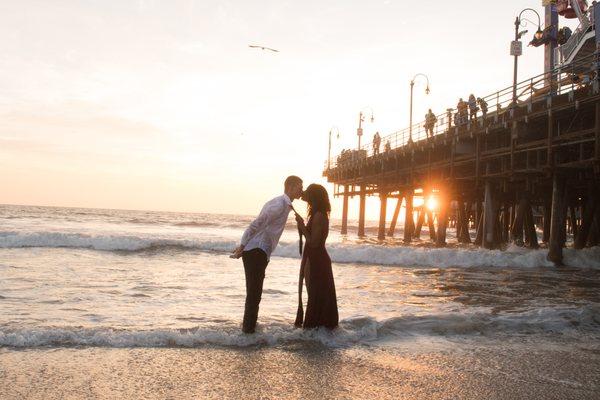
[[457, 98, 468, 125], [424, 109, 437, 138], [373, 132, 381, 155], [231, 175, 303, 333], [477, 97, 488, 121], [468, 94, 478, 122]]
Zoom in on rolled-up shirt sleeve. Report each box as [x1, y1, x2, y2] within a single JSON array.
[[240, 199, 285, 247]]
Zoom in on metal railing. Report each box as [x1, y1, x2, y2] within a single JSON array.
[[554, 2, 595, 66], [326, 52, 599, 171], [555, 19, 593, 65]]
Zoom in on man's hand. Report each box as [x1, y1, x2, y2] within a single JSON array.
[[230, 245, 244, 259]]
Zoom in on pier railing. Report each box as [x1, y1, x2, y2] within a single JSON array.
[[554, 2, 594, 66], [326, 52, 598, 171]]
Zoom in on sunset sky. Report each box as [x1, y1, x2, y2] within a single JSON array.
[[0, 0, 576, 218]]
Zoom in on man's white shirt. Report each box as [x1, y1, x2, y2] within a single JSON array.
[[241, 194, 292, 260]]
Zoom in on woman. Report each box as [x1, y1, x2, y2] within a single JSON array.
[[294, 184, 339, 329]]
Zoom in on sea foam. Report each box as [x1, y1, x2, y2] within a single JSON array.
[[1, 305, 598, 348], [1, 230, 600, 269]]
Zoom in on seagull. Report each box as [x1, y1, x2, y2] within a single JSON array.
[[248, 44, 279, 53]]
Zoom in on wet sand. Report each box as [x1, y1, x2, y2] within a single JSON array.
[[1, 339, 599, 400]]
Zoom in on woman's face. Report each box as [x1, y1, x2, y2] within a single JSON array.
[[300, 190, 310, 203]]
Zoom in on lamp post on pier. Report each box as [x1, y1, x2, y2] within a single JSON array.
[[327, 126, 340, 170], [357, 107, 374, 150], [409, 73, 430, 143], [511, 8, 544, 105]]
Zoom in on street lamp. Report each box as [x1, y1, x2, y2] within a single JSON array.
[[328, 126, 340, 170], [511, 8, 544, 105], [409, 73, 430, 143], [357, 107, 374, 150]]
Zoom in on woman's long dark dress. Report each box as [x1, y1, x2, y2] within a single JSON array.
[[295, 213, 339, 329]]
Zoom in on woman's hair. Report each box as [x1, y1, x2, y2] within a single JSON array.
[[303, 184, 331, 218]]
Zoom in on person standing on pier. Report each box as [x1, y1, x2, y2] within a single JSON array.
[[468, 94, 478, 122], [373, 132, 381, 155], [424, 109, 437, 138], [446, 108, 453, 130], [231, 175, 304, 334], [457, 98, 468, 125], [477, 97, 488, 121]]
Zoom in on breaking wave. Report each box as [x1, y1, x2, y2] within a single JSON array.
[[1, 231, 600, 269], [2, 306, 598, 348]]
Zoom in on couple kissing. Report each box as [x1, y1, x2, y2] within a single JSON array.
[[231, 176, 339, 334]]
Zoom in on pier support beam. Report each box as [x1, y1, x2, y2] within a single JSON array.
[[403, 189, 414, 243], [589, 206, 600, 247], [596, 99, 600, 161], [475, 208, 483, 246], [388, 196, 402, 237], [548, 174, 566, 265], [501, 186, 510, 244], [427, 210, 437, 242], [456, 199, 464, 242], [482, 181, 497, 249], [358, 186, 366, 238], [341, 187, 349, 235], [543, 199, 551, 243], [378, 193, 388, 241], [436, 190, 448, 247], [568, 205, 578, 240], [457, 199, 471, 244], [524, 199, 539, 249], [574, 186, 598, 249], [544, 3, 558, 88], [414, 208, 425, 239], [511, 196, 527, 246], [547, 110, 554, 167], [474, 199, 483, 246]]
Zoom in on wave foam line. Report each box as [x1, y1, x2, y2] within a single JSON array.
[[0, 231, 233, 253], [1, 231, 600, 269], [0, 323, 371, 349], [1, 307, 599, 348]]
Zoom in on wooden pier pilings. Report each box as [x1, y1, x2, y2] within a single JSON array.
[[324, 70, 600, 265]]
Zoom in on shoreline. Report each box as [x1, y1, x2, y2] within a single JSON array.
[[1, 339, 599, 399]]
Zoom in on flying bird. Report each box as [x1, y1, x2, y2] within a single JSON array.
[[248, 44, 279, 53]]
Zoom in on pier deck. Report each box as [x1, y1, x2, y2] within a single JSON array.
[[324, 54, 600, 264]]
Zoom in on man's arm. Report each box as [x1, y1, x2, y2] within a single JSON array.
[[231, 199, 285, 258]]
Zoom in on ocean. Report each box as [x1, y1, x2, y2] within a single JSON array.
[[1, 204, 600, 399]]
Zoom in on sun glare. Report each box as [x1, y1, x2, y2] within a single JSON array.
[[426, 197, 438, 211]]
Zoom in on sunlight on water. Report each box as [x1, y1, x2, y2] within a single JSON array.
[[1, 204, 599, 348]]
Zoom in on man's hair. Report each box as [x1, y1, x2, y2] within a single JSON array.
[[284, 175, 302, 189]]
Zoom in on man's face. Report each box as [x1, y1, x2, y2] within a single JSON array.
[[290, 182, 303, 200]]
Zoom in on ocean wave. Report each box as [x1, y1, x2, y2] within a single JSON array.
[[0, 231, 232, 253], [126, 219, 229, 228], [126, 218, 165, 225], [1, 231, 600, 269], [2, 306, 598, 348]]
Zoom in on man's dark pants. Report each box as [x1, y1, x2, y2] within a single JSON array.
[[242, 248, 269, 333]]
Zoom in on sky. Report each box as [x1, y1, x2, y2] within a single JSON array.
[[0, 0, 581, 219]]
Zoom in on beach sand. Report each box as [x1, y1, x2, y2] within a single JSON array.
[[1, 339, 599, 399]]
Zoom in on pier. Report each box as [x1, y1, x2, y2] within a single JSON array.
[[324, 50, 600, 265]]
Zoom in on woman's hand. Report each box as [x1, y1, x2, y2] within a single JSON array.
[[295, 213, 305, 229]]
